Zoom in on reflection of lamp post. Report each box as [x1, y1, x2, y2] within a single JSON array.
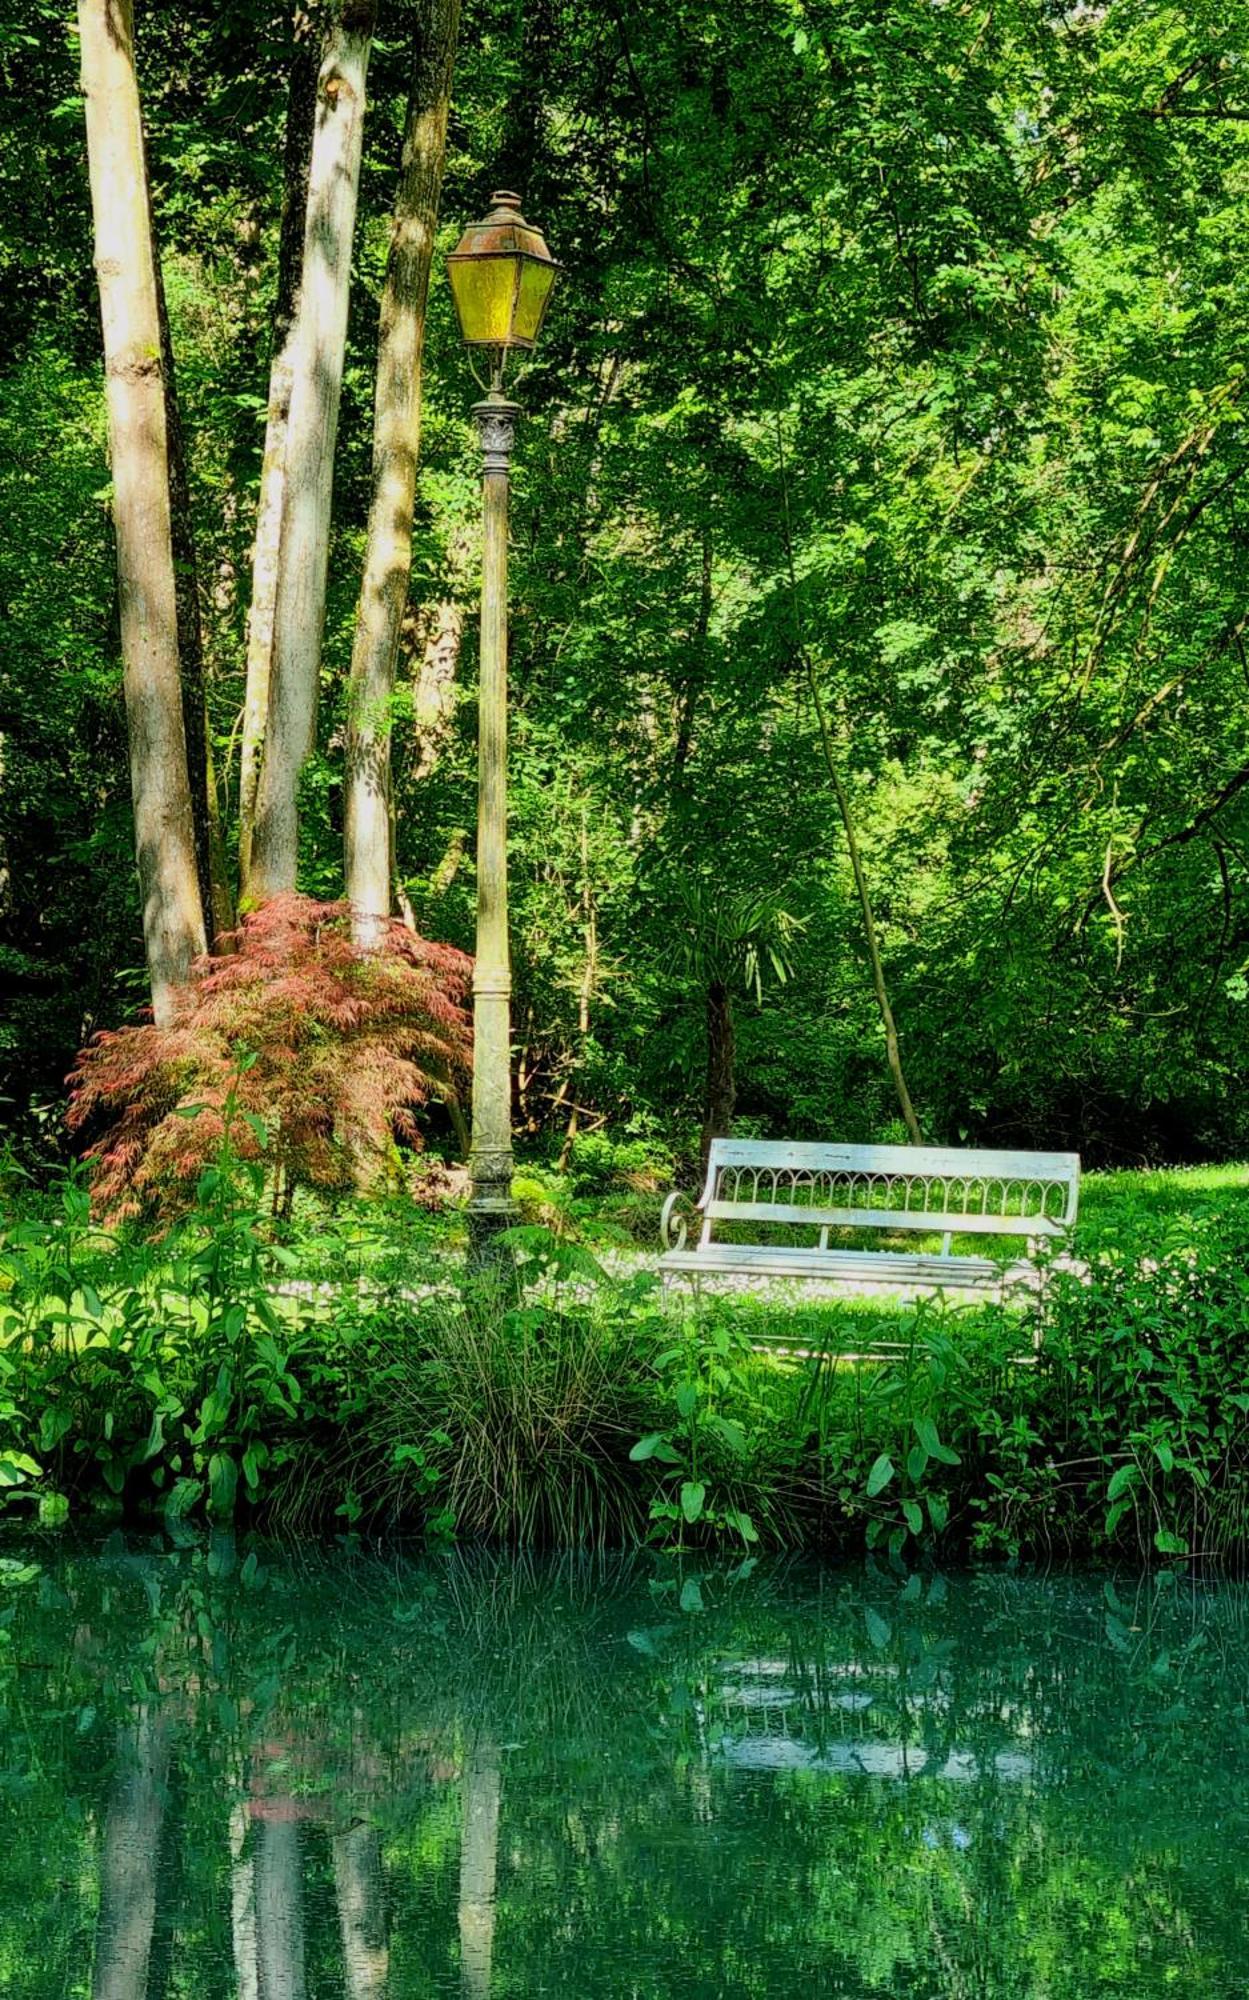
[[448, 192, 559, 1256]]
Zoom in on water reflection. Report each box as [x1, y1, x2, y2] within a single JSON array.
[[3, 1541, 1249, 1996]]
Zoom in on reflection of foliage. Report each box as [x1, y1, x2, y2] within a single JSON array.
[[2, 1548, 1249, 1997]]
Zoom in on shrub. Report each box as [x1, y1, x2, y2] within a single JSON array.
[[67, 896, 472, 1217]]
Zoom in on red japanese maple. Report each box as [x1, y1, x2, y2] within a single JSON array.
[[68, 896, 473, 1217]]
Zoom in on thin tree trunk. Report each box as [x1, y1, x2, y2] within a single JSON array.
[[700, 978, 735, 1172], [805, 665, 923, 1145], [249, 1, 376, 902], [345, 0, 461, 947], [673, 530, 712, 778], [458, 1735, 501, 2000], [91, 1708, 173, 2000], [558, 802, 597, 1168], [78, 0, 207, 1022], [255, 1819, 306, 2000], [239, 13, 319, 899], [153, 239, 234, 941], [332, 1821, 390, 1998]]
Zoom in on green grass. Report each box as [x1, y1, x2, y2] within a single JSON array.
[[1073, 1163, 1249, 1259]]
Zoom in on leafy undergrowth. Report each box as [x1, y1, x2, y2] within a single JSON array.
[[2, 1152, 1249, 1564]]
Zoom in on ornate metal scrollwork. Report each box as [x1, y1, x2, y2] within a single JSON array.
[[660, 1190, 698, 1252]]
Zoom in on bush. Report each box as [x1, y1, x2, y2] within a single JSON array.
[[67, 895, 472, 1219]]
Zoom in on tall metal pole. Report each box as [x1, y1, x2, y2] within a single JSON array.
[[467, 387, 520, 1256]]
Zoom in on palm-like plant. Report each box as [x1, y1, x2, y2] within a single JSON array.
[[672, 880, 802, 1172]]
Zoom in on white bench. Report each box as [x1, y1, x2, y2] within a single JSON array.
[[658, 1139, 1080, 1297]]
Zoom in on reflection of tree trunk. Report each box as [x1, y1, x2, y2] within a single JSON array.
[[333, 1821, 389, 1998], [256, 1819, 306, 2000], [345, 0, 460, 948], [239, 13, 319, 898], [91, 1708, 173, 2000], [250, 0, 377, 902], [230, 1802, 259, 2000], [458, 1735, 500, 2000], [78, 0, 206, 1023], [700, 978, 735, 1173]]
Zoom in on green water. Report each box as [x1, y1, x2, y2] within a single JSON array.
[[2, 1542, 1248, 1996]]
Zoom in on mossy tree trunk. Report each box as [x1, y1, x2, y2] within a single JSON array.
[[78, 0, 206, 1022], [345, 0, 461, 947], [238, 12, 319, 900], [249, 0, 376, 902]]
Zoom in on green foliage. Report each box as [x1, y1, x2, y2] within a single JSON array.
[[3, 0, 1249, 1165], [630, 1311, 773, 1547]]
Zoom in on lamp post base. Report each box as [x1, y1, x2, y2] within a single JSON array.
[[466, 1196, 518, 1271]]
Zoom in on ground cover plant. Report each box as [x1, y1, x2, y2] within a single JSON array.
[[2, 1150, 1247, 1565]]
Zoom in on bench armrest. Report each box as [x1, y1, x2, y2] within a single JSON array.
[[660, 1190, 700, 1252]]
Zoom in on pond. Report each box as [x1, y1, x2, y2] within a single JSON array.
[[1, 1539, 1247, 1996]]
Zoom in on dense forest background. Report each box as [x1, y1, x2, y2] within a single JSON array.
[[3, 0, 1248, 1170]]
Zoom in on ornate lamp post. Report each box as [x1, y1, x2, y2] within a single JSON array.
[[447, 192, 559, 1255]]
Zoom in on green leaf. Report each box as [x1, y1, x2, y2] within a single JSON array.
[[675, 1381, 698, 1420], [0, 1452, 40, 1489], [866, 1453, 895, 1498], [678, 1576, 704, 1614], [208, 1452, 238, 1520], [1107, 1464, 1138, 1502], [1153, 1440, 1175, 1473], [38, 1406, 73, 1453], [927, 1492, 949, 1534], [680, 1480, 706, 1524], [914, 1415, 960, 1466], [1154, 1527, 1188, 1556], [864, 1606, 892, 1650], [907, 1443, 929, 1482], [631, 1432, 680, 1463], [902, 1498, 924, 1536]]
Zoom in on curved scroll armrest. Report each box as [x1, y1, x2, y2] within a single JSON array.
[[660, 1190, 700, 1252]]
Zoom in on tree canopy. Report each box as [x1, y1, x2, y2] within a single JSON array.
[[3, 0, 1248, 1165]]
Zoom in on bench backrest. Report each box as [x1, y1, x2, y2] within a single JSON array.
[[700, 1140, 1080, 1244]]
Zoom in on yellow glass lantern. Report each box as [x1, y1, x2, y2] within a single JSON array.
[[447, 191, 560, 364]]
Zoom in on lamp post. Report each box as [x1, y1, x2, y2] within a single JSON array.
[[447, 191, 559, 1257]]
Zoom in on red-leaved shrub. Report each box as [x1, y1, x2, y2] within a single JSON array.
[[68, 896, 473, 1217]]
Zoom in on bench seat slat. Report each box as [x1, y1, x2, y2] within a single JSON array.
[[659, 1245, 1022, 1287], [703, 1202, 1068, 1237]]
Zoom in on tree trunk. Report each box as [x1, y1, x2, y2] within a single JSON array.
[[249, 1, 376, 902], [805, 664, 924, 1145], [152, 237, 234, 941], [558, 802, 597, 1168], [345, 0, 461, 947], [458, 1734, 501, 2000], [673, 530, 712, 779], [238, 13, 319, 899], [700, 978, 735, 1173], [78, 0, 207, 1023], [91, 1709, 173, 2000], [332, 1821, 389, 1998]]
